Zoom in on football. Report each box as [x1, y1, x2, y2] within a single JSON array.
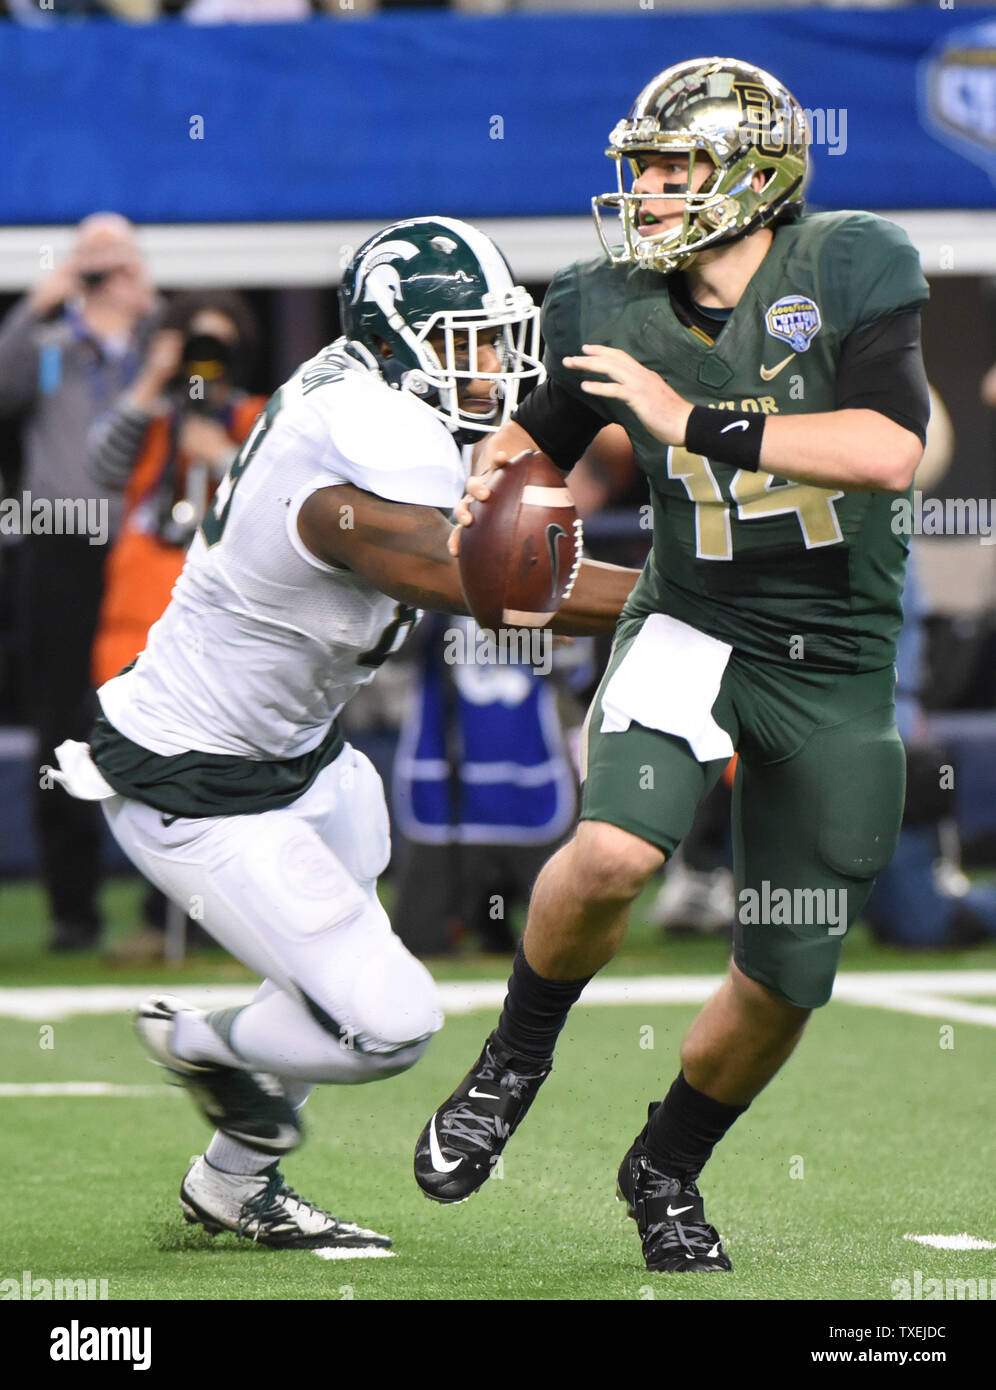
[[457, 450, 584, 630]]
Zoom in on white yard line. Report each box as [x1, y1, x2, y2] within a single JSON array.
[[0, 1082, 167, 1097], [3, 972, 993, 1100], [0, 985, 257, 1021], [0, 971, 995, 1023], [831, 979, 996, 1028], [832, 970, 996, 994]]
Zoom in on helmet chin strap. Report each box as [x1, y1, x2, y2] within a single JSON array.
[[378, 354, 412, 392], [341, 339, 381, 373]]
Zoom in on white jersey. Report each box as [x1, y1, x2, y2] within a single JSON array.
[[97, 343, 466, 760]]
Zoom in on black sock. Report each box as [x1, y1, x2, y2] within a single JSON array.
[[494, 943, 591, 1062], [644, 1071, 749, 1181]]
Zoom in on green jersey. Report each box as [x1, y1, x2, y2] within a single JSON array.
[[542, 212, 929, 672]]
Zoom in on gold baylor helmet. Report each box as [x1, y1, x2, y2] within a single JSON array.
[[592, 57, 809, 274]]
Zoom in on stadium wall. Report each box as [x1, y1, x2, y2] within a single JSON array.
[[1, 9, 995, 225]]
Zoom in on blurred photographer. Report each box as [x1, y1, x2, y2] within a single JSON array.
[[89, 289, 265, 959], [91, 289, 263, 684], [0, 212, 157, 952]]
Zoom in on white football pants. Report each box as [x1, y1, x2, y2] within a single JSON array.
[[102, 744, 443, 1085]]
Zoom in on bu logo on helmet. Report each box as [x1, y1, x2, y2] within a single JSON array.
[[732, 79, 789, 157], [765, 295, 822, 353]]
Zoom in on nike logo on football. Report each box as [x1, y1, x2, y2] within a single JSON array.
[[467, 1087, 501, 1101], [720, 420, 749, 435], [545, 523, 567, 599], [428, 1114, 461, 1173], [759, 351, 796, 382], [666, 1203, 694, 1216]]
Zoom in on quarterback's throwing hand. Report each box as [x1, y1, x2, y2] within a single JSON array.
[[564, 345, 694, 447]]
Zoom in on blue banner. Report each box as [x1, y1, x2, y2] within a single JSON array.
[[2, 10, 995, 224]]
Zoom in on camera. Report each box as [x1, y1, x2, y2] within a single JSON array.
[[178, 334, 235, 414], [183, 333, 232, 381]]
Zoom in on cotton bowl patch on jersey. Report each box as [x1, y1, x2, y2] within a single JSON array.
[[765, 295, 822, 353]]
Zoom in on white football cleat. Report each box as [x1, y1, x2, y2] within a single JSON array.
[[180, 1156, 394, 1254]]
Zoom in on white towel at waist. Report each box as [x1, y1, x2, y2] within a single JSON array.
[[52, 740, 117, 801], [600, 613, 736, 764]]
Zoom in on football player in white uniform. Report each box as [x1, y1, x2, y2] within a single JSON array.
[[55, 217, 636, 1253]]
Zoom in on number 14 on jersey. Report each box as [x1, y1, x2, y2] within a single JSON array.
[[667, 446, 844, 561]]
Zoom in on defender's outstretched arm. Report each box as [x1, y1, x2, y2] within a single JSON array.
[[297, 484, 638, 636]]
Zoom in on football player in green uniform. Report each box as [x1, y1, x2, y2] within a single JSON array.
[[414, 57, 930, 1273]]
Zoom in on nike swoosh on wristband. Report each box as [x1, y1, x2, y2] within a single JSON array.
[[720, 420, 749, 434], [467, 1087, 500, 1101], [759, 351, 796, 382], [428, 1114, 461, 1173], [666, 1203, 694, 1216]]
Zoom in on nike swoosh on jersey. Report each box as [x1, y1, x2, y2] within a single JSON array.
[[759, 351, 797, 382], [428, 1114, 462, 1173]]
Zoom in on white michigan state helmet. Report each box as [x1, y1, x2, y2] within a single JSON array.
[[339, 216, 543, 436], [593, 57, 809, 274]]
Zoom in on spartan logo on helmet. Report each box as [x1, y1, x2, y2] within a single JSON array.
[[349, 241, 420, 313], [592, 57, 809, 275], [339, 217, 543, 436]]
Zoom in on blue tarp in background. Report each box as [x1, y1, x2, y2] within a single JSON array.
[[2, 9, 995, 224]]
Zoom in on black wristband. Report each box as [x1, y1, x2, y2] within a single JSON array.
[[684, 406, 765, 472]]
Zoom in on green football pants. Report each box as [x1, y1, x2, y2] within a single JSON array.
[[581, 616, 906, 1008]]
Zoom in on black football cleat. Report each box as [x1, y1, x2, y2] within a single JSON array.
[[414, 1032, 551, 1203], [617, 1107, 732, 1272], [135, 994, 301, 1157]]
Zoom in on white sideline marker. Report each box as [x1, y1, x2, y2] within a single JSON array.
[[904, 1233, 996, 1251]]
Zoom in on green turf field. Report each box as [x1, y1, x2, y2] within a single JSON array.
[[2, 877, 995, 1301]]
